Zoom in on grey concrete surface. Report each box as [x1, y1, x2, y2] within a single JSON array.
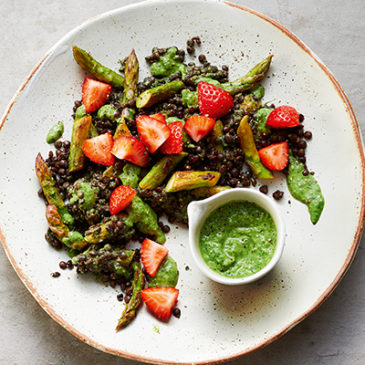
[[1, 0, 364, 364]]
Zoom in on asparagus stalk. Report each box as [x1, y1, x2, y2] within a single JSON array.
[[237, 116, 273, 179], [136, 80, 184, 108], [139, 153, 188, 190], [210, 120, 224, 168], [72, 45, 124, 88], [73, 244, 135, 278], [165, 171, 221, 193], [46, 205, 88, 250], [114, 118, 132, 139], [35, 154, 74, 226], [221, 55, 273, 95], [116, 261, 145, 331], [68, 115, 92, 172], [122, 49, 139, 105], [45, 204, 69, 241], [114, 50, 139, 138], [84, 214, 135, 244]]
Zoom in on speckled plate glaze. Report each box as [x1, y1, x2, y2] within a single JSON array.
[[0, 0, 364, 364]]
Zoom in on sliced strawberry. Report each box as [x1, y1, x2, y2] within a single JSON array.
[[141, 238, 169, 277], [266, 106, 300, 128], [82, 132, 115, 166], [258, 141, 289, 171], [150, 113, 167, 125], [109, 185, 135, 215], [111, 136, 149, 167], [141, 287, 179, 320], [198, 81, 234, 119], [136, 115, 171, 153], [160, 121, 183, 154], [184, 114, 215, 142], [82, 77, 112, 113]]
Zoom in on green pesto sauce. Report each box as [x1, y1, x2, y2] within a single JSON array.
[[150, 47, 186, 78], [62, 231, 83, 246], [199, 201, 277, 278], [181, 89, 198, 108], [46, 121, 64, 144], [254, 107, 273, 135], [70, 181, 96, 211], [148, 256, 179, 288], [287, 154, 324, 224]]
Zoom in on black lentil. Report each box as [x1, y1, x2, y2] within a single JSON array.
[[172, 307, 181, 318], [273, 190, 284, 200]]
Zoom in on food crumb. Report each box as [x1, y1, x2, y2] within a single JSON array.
[[153, 324, 160, 334], [51, 272, 60, 278]]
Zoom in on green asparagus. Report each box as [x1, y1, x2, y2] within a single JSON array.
[[68, 115, 92, 172], [221, 55, 273, 95], [136, 80, 184, 109], [72, 45, 124, 88], [165, 171, 221, 193], [116, 261, 145, 331], [114, 50, 139, 138], [139, 153, 188, 190], [122, 49, 139, 105], [73, 244, 135, 279], [237, 116, 273, 179], [35, 153, 74, 226], [84, 214, 135, 244]]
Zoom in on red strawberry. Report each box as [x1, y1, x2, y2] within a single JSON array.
[[160, 121, 183, 154], [184, 114, 215, 142], [82, 77, 112, 113], [258, 141, 289, 171], [266, 106, 300, 128], [141, 238, 169, 277], [136, 115, 171, 153], [111, 136, 149, 167], [141, 287, 179, 320], [109, 185, 135, 215], [150, 113, 167, 125], [198, 81, 234, 119], [82, 132, 115, 166]]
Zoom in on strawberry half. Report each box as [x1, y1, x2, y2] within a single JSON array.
[[109, 185, 135, 215], [111, 136, 149, 167], [82, 132, 115, 166], [198, 81, 234, 119], [184, 114, 215, 142], [150, 113, 167, 125], [160, 121, 183, 154], [258, 141, 289, 171], [136, 115, 171, 153], [82, 77, 112, 113], [266, 106, 300, 128], [141, 238, 169, 277], [141, 287, 179, 320]]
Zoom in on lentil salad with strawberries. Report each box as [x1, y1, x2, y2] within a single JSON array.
[[35, 37, 324, 330]]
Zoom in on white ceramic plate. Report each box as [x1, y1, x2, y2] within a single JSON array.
[[0, 0, 364, 363]]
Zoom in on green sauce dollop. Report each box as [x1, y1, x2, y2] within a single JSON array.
[[199, 201, 277, 278], [46, 121, 64, 144], [150, 47, 186, 78], [148, 256, 179, 288]]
